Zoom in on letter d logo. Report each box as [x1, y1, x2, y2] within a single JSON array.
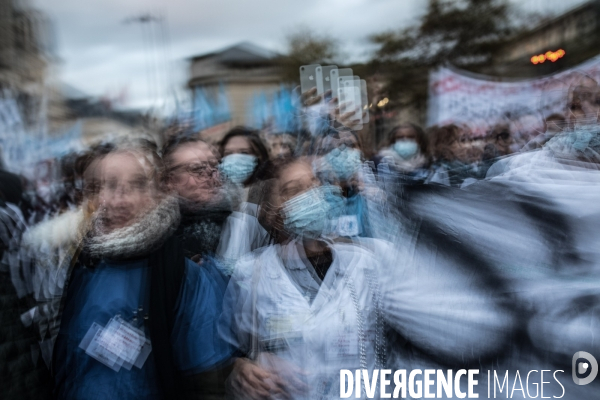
[[572, 351, 598, 385]]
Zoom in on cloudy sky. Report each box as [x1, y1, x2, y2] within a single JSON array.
[[31, 0, 586, 113]]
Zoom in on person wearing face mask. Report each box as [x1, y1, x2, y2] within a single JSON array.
[[219, 156, 515, 399], [50, 141, 234, 400], [218, 127, 270, 214], [375, 123, 429, 179], [313, 128, 378, 238], [220, 157, 382, 400], [217, 128, 275, 273]]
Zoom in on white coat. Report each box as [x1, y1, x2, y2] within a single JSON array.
[[221, 237, 513, 399]]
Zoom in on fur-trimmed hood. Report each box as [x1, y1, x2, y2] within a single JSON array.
[[22, 208, 86, 256]]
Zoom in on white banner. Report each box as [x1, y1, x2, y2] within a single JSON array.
[[428, 56, 600, 135]]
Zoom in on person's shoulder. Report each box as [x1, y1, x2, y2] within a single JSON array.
[[184, 256, 223, 280], [242, 245, 273, 265], [179, 257, 230, 308], [338, 237, 404, 267], [485, 152, 537, 180], [378, 148, 397, 159], [230, 245, 274, 280], [331, 238, 376, 260], [351, 236, 393, 250]]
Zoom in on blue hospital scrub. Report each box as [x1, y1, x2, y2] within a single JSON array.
[[54, 257, 232, 400]]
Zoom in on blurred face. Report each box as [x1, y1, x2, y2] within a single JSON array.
[[444, 133, 469, 162], [276, 160, 319, 208], [166, 142, 221, 204], [487, 128, 512, 156], [394, 127, 417, 143], [98, 152, 158, 232], [223, 136, 255, 157], [259, 160, 318, 240], [568, 79, 600, 124], [466, 139, 484, 163], [513, 115, 545, 139], [316, 131, 362, 183], [320, 130, 360, 155], [270, 136, 292, 159]]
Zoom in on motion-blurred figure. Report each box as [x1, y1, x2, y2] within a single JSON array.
[[162, 135, 231, 261], [0, 170, 53, 400], [220, 156, 512, 399], [49, 140, 233, 399], [374, 123, 430, 180], [566, 74, 600, 127], [427, 124, 488, 186], [522, 113, 566, 151], [219, 127, 270, 211], [266, 132, 297, 160], [313, 128, 378, 238]]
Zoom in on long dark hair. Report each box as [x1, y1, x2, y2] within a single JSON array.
[[219, 127, 270, 186]]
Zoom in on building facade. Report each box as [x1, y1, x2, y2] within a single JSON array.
[[0, 0, 51, 129], [489, 0, 600, 78], [187, 42, 282, 142]]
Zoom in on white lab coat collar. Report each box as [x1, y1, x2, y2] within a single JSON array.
[[270, 239, 352, 309], [277, 238, 345, 275]]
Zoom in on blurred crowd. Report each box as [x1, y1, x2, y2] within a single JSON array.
[[1, 74, 600, 400]]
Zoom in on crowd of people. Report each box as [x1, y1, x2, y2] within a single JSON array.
[[0, 75, 600, 400]]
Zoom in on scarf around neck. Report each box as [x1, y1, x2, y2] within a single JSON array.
[[85, 196, 181, 260]]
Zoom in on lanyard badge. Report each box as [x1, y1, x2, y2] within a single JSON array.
[[79, 315, 152, 372]]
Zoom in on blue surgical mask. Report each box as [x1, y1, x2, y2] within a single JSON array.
[[321, 184, 344, 220], [571, 129, 594, 151], [324, 147, 362, 181], [393, 140, 419, 158], [219, 154, 257, 184], [282, 186, 332, 238]]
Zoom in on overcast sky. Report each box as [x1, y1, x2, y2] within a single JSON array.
[[30, 0, 587, 113]]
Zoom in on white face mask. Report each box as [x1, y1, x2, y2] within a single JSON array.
[[219, 154, 257, 184], [393, 140, 419, 158]]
